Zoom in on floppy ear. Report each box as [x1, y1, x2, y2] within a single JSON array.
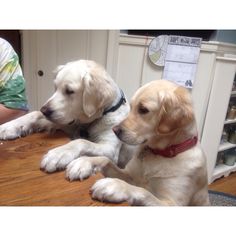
[[157, 87, 194, 134], [82, 72, 114, 117], [82, 73, 99, 117]]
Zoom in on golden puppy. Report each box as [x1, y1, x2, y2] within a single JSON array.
[[69, 80, 210, 206]]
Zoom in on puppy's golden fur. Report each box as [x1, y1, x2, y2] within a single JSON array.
[[73, 80, 210, 206]]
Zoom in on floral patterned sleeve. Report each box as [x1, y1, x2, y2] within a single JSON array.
[[0, 38, 28, 111]]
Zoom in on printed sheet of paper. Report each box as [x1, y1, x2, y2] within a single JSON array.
[[162, 35, 201, 88]]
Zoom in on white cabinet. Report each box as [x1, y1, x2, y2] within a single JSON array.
[[201, 57, 236, 183]]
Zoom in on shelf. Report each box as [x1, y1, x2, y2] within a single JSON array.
[[231, 91, 236, 97], [224, 119, 236, 124], [218, 142, 236, 152], [211, 163, 236, 183]]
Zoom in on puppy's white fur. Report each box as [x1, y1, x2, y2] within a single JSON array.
[[0, 60, 130, 171], [73, 80, 210, 206]]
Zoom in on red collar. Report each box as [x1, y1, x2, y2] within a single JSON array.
[[146, 136, 198, 158]]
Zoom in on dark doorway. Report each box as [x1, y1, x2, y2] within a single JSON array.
[[127, 30, 215, 41]]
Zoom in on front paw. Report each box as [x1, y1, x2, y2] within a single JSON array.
[[0, 121, 31, 140], [66, 158, 96, 181], [40, 145, 77, 173], [90, 178, 130, 203]]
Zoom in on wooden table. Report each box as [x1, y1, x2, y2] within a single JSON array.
[[0, 131, 124, 206]]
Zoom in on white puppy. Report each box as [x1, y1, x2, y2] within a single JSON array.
[[70, 80, 210, 206], [0, 60, 130, 172]]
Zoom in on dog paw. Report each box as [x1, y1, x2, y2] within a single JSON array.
[[0, 121, 31, 140], [40, 145, 78, 173], [66, 158, 96, 181], [90, 178, 130, 203]]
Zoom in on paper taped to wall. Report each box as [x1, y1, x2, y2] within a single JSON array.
[[162, 35, 202, 88]]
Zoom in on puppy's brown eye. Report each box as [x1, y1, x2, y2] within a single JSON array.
[[138, 105, 149, 114], [65, 88, 74, 95]]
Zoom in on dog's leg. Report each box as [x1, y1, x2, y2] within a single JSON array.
[[41, 140, 118, 173], [117, 144, 137, 168], [66, 156, 175, 206], [91, 178, 174, 206], [66, 156, 133, 183], [0, 111, 57, 140], [190, 186, 210, 206]]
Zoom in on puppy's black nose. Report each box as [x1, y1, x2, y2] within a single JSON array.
[[40, 106, 53, 118], [113, 126, 122, 137]]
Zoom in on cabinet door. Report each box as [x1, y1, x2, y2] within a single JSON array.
[[22, 30, 114, 110], [201, 57, 236, 183], [36, 31, 57, 108]]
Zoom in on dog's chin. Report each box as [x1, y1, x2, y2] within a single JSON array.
[[45, 116, 75, 126], [118, 135, 147, 146]]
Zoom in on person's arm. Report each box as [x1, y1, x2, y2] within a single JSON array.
[[0, 104, 27, 125]]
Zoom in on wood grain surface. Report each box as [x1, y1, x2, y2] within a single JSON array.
[[1, 131, 235, 206], [0, 131, 126, 206]]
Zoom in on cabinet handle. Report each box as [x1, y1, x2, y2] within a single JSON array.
[[38, 70, 44, 77]]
